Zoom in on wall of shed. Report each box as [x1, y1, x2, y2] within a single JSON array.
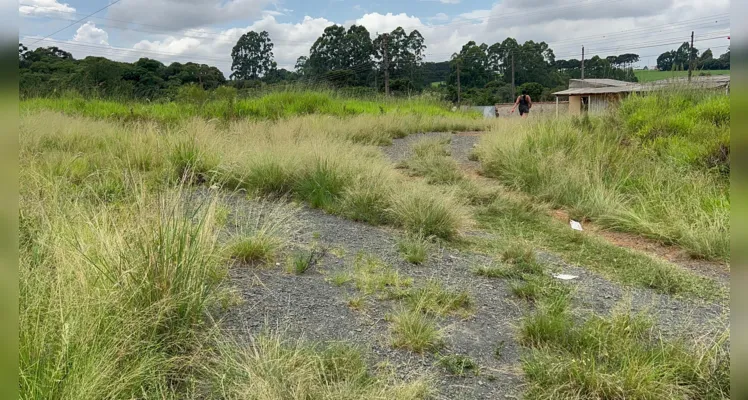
[[589, 95, 608, 114], [569, 95, 581, 115]]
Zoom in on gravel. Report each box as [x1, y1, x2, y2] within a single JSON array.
[[194, 129, 728, 399]]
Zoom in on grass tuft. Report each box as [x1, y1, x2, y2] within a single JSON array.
[[406, 279, 472, 316], [397, 232, 432, 264], [390, 308, 444, 353]]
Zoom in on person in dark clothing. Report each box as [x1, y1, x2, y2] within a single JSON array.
[[510, 90, 532, 118]]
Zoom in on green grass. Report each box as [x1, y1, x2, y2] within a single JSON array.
[[634, 69, 730, 83], [210, 333, 434, 399], [20, 107, 452, 399], [477, 90, 730, 260], [228, 233, 282, 265], [469, 196, 725, 300], [21, 89, 482, 125], [520, 299, 730, 399], [349, 253, 413, 299]]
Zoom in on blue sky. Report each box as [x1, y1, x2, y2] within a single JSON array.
[[19, 0, 731, 74]]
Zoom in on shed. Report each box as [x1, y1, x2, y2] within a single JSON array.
[[553, 75, 730, 116]]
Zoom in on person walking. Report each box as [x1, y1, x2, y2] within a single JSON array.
[[510, 90, 532, 118]]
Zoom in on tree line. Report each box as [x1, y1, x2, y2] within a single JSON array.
[[18, 27, 730, 104], [655, 42, 730, 72]]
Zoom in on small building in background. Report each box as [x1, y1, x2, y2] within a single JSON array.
[[553, 76, 730, 116]]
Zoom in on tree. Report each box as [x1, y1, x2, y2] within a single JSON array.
[[308, 25, 349, 75], [373, 27, 427, 90], [230, 30, 275, 80], [657, 50, 676, 71], [343, 25, 375, 85], [718, 48, 730, 68]]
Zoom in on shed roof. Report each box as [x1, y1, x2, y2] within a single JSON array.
[[553, 75, 730, 96], [568, 78, 631, 88]]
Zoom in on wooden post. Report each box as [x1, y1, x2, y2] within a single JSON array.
[[511, 52, 515, 100], [383, 33, 390, 96], [688, 31, 694, 82], [581, 46, 585, 80], [555, 96, 559, 118], [456, 62, 461, 106]]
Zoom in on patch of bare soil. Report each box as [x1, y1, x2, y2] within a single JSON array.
[[549, 210, 730, 284]]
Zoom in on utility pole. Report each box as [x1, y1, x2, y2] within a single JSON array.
[[511, 52, 515, 100], [456, 61, 461, 106], [581, 46, 585, 80], [688, 31, 694, 82], [383, 33, 390, 96]]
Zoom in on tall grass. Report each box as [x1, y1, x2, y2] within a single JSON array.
[[477, 90, 730, 260], [521, 298, 730, 399], [21, 89, 484, 126], [23, 111, 468, 240], [19, 109, 435, 398]]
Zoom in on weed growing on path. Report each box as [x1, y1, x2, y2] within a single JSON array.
[[390, 308, 444, 353], [397, 232, 433, 264], [351, 253, 413, 299], [402, 135, 463, 184], [406, 279, 473, 317], [437, 354, 478, 376]]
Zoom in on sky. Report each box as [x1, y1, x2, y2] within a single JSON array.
[[19, 0, 731, 76]]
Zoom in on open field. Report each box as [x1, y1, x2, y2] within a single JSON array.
[[634, 69, 730, 82], [21, 90, 480, 125], [20, 91, 729, 399]]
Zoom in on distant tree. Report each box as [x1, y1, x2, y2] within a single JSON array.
[[230, 30, 275, 80], [699, 49, 713, 62], [308, 25, 349, 74], [657, 50, 676, 71], [518, 82, 543, 100], [718, 48, 730, 68], [294, 56, 308, 75]]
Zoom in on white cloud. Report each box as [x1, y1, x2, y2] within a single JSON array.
[[19, 0, 75, 17], [430, 13, 450, 22], [107, 0, 273, 31], [73, 22, 109, 46]]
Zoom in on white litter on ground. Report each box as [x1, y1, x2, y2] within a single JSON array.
[[553, 274, 579, 280], [570, 220, 584, 231]]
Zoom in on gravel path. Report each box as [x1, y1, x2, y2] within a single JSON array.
[[190, 129, 728, 400], [380, 132, 728, 336], [223, 204, 526, 400]]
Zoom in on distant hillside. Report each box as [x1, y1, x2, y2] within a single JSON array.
[[634, 69, 730, 83]]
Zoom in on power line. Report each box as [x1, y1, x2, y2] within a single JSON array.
[[29, 0, 123, 46]]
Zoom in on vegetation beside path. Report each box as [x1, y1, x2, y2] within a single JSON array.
[[476, 90, 730, 261]]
